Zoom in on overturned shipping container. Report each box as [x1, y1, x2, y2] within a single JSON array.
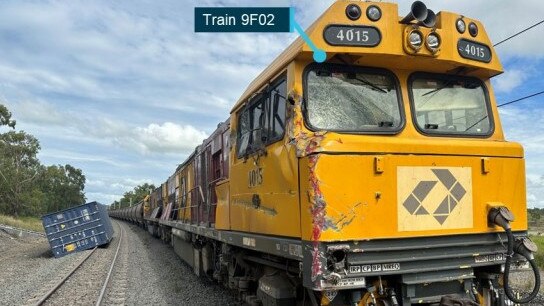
[[42, 201, 114, 258]]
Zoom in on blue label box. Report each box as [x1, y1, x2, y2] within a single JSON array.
[[195, 7, 292, 33]]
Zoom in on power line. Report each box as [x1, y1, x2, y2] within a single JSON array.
[[494, 19, 544, 47], [460, 91, 544, 131], [498, 90, 544, 107]]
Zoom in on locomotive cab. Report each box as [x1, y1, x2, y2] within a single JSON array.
[[228, 1, 537, 305]]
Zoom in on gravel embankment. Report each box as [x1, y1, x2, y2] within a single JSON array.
[[508, 268, 544, 306], [0, 227, 87, 305], [0, 221, 239, 306], [120, 222, 239, 305]]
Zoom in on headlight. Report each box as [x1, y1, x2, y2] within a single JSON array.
[[469, 22, 478, 37], [456, 18, 466, 33], [408, 30, 423, 50], [426, 32, 441, 52], [346, 4, 362, 21], [366, 5, 382, 22]]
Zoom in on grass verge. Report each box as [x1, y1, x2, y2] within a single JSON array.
[[529, 235, 544, 268], [0, 214, 44, 232]]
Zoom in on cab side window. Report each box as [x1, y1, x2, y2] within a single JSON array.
[[267, 78, 287, 142], [236, 75, 287, 158], [237, 108, 250, 157], [237, 96, 264, 157]]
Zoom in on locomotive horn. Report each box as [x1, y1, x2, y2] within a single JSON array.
[[401, 1, 428, 24], [418, 9, 436, 28]]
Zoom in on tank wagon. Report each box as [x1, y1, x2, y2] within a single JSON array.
[[110, 1, 540, 305], [109, 197, 145, 226]]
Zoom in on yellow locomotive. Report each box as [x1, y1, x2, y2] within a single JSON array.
[[110, 1, 539, 305]]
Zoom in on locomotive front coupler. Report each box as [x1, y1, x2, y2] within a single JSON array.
[[487, 206, 540, 304]]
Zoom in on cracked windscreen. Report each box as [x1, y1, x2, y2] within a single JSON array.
[[410, 75, 491, 135], [305, 67, 402, 132]]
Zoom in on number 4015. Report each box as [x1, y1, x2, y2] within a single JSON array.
[[336, 29, 369, 42], [465, 44, 485, 58]]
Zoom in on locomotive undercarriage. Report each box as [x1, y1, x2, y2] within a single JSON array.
[[142, 218, 531, 306]]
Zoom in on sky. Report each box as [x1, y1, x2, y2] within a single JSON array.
[[0, 0, 543, 207]]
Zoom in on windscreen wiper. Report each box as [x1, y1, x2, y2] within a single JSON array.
[[464, 116, 488, 131], [329, 56, 389, 93], [354, 77, 387, 93], [422, 79, 454, 97]]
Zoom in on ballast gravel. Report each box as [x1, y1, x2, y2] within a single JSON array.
[[121, 222, 239, 305], [0, 221, 239, 306]]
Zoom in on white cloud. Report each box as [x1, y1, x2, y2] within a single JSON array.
[[493, 69, 530, 93], [499, 107, 544, 207], [129, 122, 207, 154], [39, 149, 129, 167], [85, 192, 120, 205], [8, 100, 66, 126], [10, 100, 208, 155], [86, 176, 159, 203], [527, 175, 544, 208]]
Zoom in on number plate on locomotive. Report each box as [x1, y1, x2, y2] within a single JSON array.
[[323, 25, 381, 47], [457, 39, 492, 63]]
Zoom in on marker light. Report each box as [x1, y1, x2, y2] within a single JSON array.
[[469, 22, 478, 37], [366, 5, 382, 22], [346, 4, 362, 21], [456, 18, 466, 33], [426, 33, 441, 52], [408, 30, 423, 50]]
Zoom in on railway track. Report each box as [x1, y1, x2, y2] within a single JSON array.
[[26, 220, 125, 306]]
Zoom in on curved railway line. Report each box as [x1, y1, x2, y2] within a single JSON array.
[[27, 220, 125, 306]]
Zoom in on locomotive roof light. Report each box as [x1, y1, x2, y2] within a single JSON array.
[[346, 4, 362, 21], [469, 22, 478, 37], [456, 18, 466, 33], [366, 5, 382, 22], [426, 32, 441, 52], [408, 30, 423, 50]]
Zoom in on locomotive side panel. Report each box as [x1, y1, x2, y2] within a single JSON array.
[[229, 67, 302, 238], [177, 158, 195, 223]]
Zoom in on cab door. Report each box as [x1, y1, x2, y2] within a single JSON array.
[[229, 74, 300, 238]]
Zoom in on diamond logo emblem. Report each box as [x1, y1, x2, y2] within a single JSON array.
[[402, 169, 467, 225]]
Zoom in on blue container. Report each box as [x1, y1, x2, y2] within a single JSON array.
[[42, 201, 114, 258]]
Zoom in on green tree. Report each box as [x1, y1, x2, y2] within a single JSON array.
[[39, 164, 86, 214], [0, 130, 41, 217], [115, 183, 155, 208], [0, 104, 87, 217], [0, 104, 16, 129]]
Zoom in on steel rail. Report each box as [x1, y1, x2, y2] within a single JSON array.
[[95, 220, 125, 306], [35, 220, 124, 306], [35, 247, 98, 306]]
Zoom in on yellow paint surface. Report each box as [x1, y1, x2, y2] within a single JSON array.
[[215, 179, 230, 230], [300, 153, 527, 241]]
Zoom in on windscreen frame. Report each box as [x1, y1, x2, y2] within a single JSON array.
[[302, 63, 405, 135], [408, 72, 495, 138]]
